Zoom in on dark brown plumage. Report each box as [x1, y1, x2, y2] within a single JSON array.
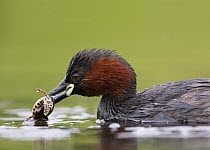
[[48, 49, 210, 126]]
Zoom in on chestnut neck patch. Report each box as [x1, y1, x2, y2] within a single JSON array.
[[82, 57, 133, 97]]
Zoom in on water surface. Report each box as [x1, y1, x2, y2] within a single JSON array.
[[1, 107, 210, 150]]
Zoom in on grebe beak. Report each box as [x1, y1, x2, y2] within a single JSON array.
[[48, 77, 74, 103], [48, 77, 69, 96]]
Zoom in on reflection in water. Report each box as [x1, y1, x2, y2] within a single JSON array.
[[2, 108, 210, 150], [99, 127, 137, 150], [97, 126, 210, 150], [33, 140, 53, 150]]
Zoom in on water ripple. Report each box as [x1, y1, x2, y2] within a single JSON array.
[[0, 126, 79, 141]]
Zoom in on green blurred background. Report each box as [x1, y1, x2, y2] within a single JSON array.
[[0, 0, 210, 110]]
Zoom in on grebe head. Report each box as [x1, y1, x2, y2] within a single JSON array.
[[48, 49, 136, 103]]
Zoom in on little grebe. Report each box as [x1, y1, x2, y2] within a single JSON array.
[[48, 49, 210, 125]]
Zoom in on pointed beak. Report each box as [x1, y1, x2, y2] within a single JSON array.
[[48, 77, 74, 103], [48, 77, 69, 96]]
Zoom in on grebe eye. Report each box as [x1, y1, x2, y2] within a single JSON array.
[[71, 74, 81, 81]]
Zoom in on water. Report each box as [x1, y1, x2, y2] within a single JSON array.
[[1, 107, 210, 150]]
